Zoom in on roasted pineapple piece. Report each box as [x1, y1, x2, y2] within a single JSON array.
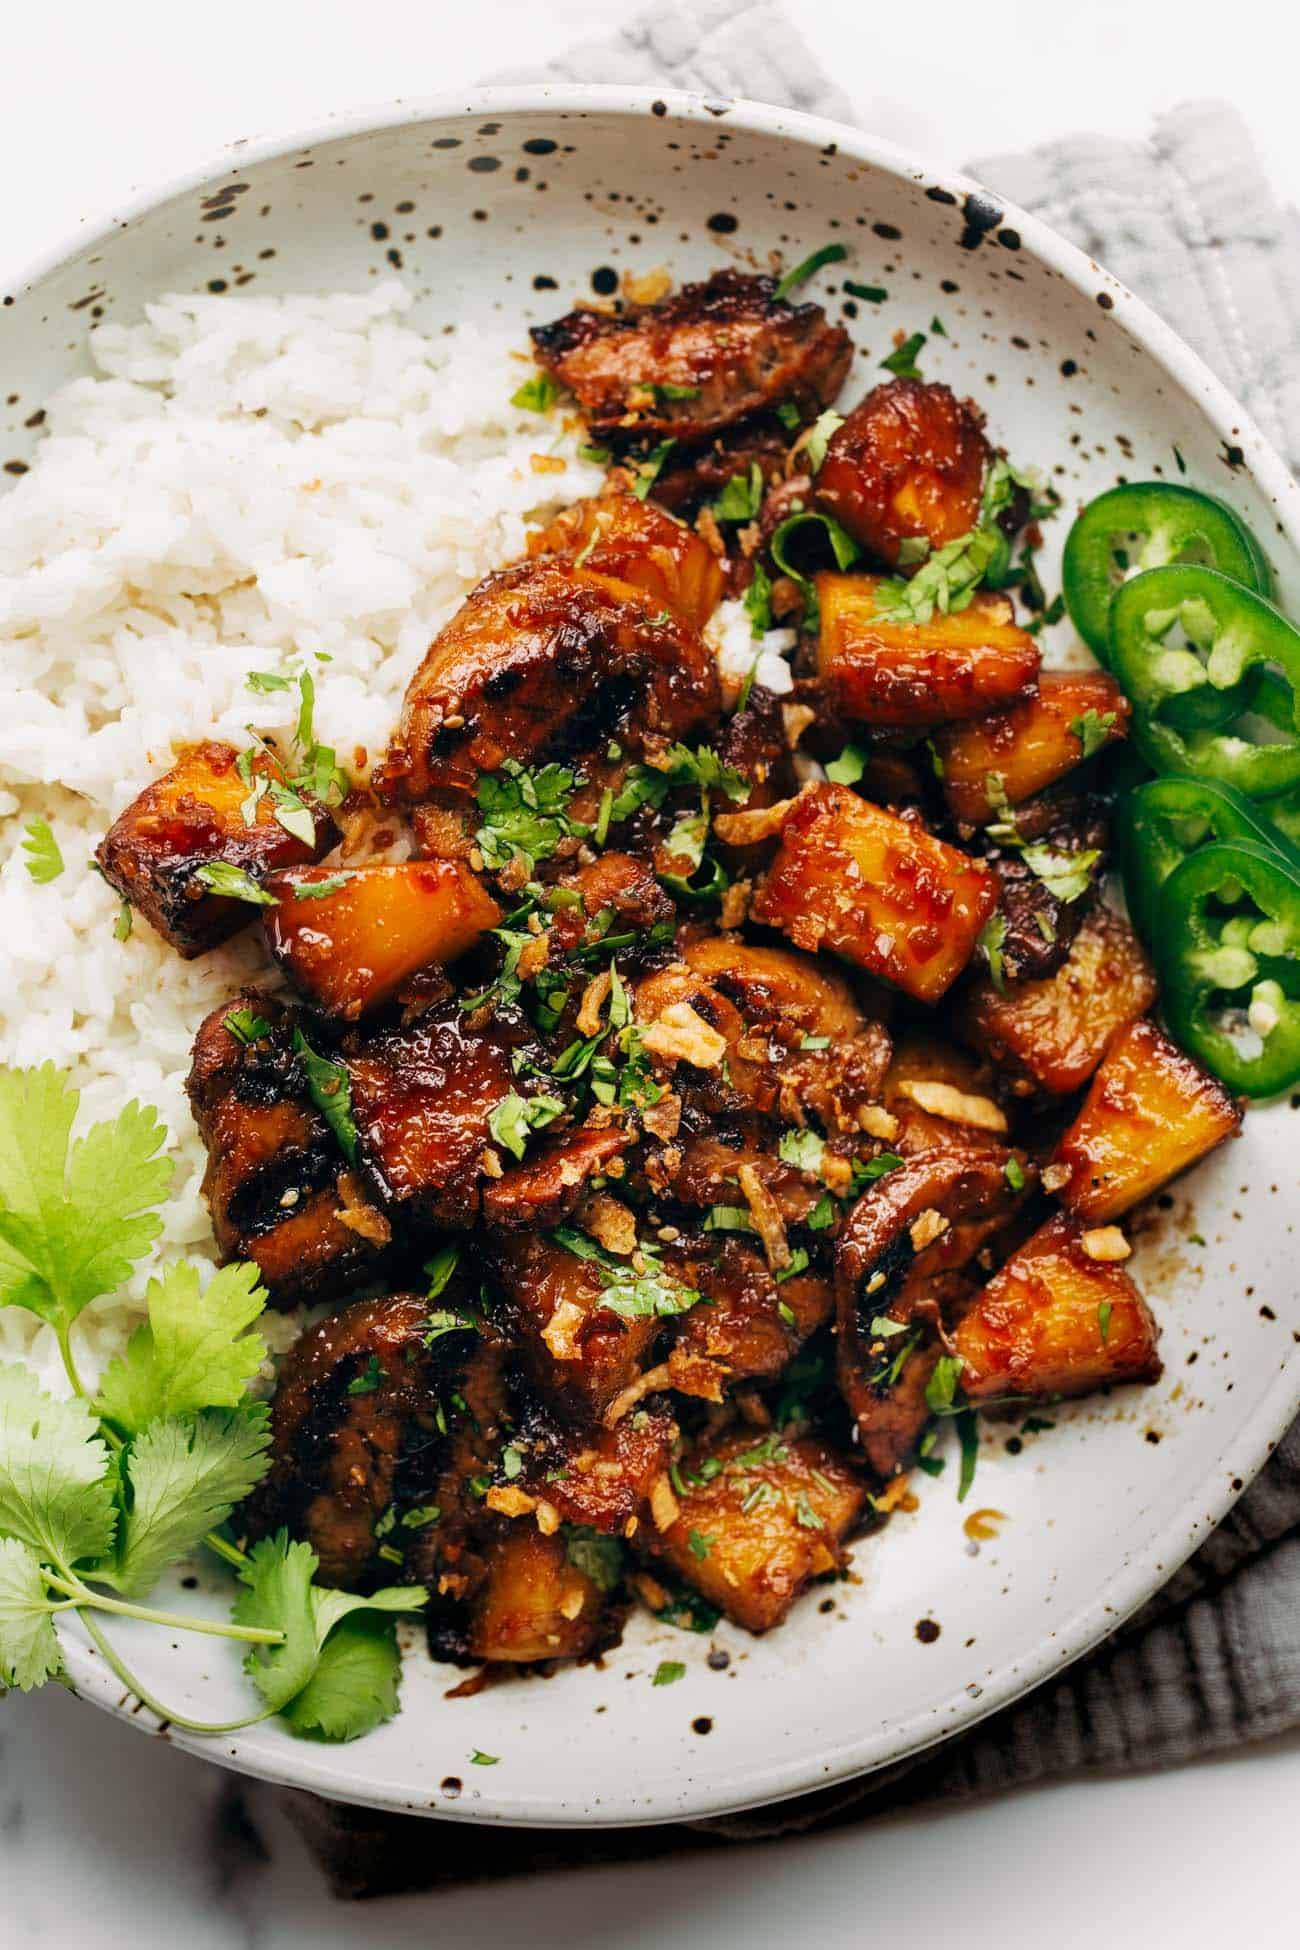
[[815, 378, 990, 566], [751, 782, 999, 1004], [529, 268, 851, 447], [648, 1427, 867, 1634], [96, 740, 337, 957], [488, 1230, 661, 1422], [933, 672, 1129, 824], [816, 574, 1039, 728], [953, 1212, 1161, 1401], [467, 1527, 609, 1664], [263, 860, 500, 1019], [240, 1291, 471, 1588], [343, 1007, 524, 1228], [187, 994, 385, 1308], [529, 491, 725, 631], [1053, 1016, 1241, 1223], [374, 557, 720, 803], [957, 904, 1157, 1096]]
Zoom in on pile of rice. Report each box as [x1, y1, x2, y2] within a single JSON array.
[[0, 280, 796, 1392]]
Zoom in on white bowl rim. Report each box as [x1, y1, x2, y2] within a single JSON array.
[[12, 81, 1300, 1827]]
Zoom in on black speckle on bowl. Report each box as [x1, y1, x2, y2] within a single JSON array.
[[591, 265, 619, 296], [469, 155, 501, 174], [523, 137, 557, 156], [707, 211, 738, 235], [959, 191, 1003, 251]]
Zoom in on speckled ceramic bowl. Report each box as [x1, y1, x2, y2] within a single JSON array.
[[6, 85, 1299, 1829]]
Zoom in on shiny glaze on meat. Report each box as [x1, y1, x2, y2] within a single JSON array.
[[530, 269, 851, 447], [816, 378, 990, 567]]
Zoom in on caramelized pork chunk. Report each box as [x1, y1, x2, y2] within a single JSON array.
[[187, 994, 384, 1308], [954, 1213, 1161, 1401], [546, 850, 676, 955], [482, 1126, 631, 1230], [375, 558, 720, 804], [343, 1007, 524, 1228], [240, 1291, 474, 1587], [648, 1427, 868, 1633], [488, 1230, 661, 1422], [97, 740, 337, 958], [957, 905, 1157, 1096], [751, 783, 999, 1004], [816, 574, 1039, 728], [666, 1235, 834, 1389], [529, 491, 725, 632], [467, 1527, 611, 1664], [933, 672, 1130, 824], [833, 1148, 1020, 1473], [263, 861, 501, 1018], [1053, 1016, 1241, 1222], [529, 268, 851, 447], [815, 379, 990, 567], [511, 1398, 679, 1536]]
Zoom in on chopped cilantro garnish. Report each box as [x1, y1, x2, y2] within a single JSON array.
[[21, 819, 63, 885], [291, 1028, 358, 1162], [844, 281, 887, 303], [631, 439, 676, 500], [194, 861, 278, 907], [825, 744, 868, 786], [880, 331, 926, 378], [224, 1008, 272, 1048], [712, 461, 764, 522], [470, 1749, 500, 1766], [687, 1529, 713, 1561], [652, 1659, 686, 1685], [778, 1127, 825, 1174], [347, 1354, 385, 1397], [474, 759, 588, 877], [743, 561, 773, 640], [565, 1525, 624, 1592], [1004, 1156, 1027, 1193], [511, 373, 558, 412], [487, 1091, 563, 1162], [1098, 1300, 1113, 1343], [1070, 708, 1118, 760], [773, 241, 849, 301], [979, 912, 1008, 992], [925, 1353, 965, 1413]]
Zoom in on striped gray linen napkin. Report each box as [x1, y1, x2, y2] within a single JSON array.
[[285, 9, 1300, 1893]]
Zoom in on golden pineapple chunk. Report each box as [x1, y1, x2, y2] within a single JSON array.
[[263, 860, 500, 1018], [468, 1528, 608, 1663], [816, 573, 1039, 728], [953, 1212, 1160, 1401], [1053, 1016, 1241, 1222], [933, 672, 1129, 824], [751, 782, 998, 1004], [957, 905, 1157, 1095], [649, 1427, 867, 1634]]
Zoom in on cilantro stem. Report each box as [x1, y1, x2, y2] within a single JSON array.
[[80, 1611, 276, 1736], [45, 1571, 285, 1646], [203, 1529, 251, 1574], [55, 1320, 89, 1401]]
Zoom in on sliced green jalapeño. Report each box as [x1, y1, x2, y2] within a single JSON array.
[[1108, 565, 1300, 801], [1062, 482, 1269, 660], [1155, 837, 1300, 1097], [1118, 775, 1300, 944]]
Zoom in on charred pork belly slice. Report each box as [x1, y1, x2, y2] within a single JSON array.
[[649, 417, 794, 518], [239, 1291, 486, 1588], [187, 993, 385, 1308], [833, 1147, 1026, 1476], [263, 860, 501, 1019], [664, 1233, 834, 1392], [815, 378, 991, 567], [97, 740, 337, 958], [373, 558, 720, 805], [487, 1229, 662, 1424], [481, 1126, 631, 1231], [508, 1392, 679, 1536], [528, 490, 725, 632], [342, 1005, 533, 1230], [645, 1424, 868, 1634], [529, 269, 851, 448]]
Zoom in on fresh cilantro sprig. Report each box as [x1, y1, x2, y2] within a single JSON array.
[[0, 1065, 424, 1741]]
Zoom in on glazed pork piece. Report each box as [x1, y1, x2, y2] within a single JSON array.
[[529, 268, 852, 448], [815, 378, 991, 566], [97, 740, 337, 958], [375, 557, 720, 804], [187, 993, 386, 1308], [528, 490, 726, 632]]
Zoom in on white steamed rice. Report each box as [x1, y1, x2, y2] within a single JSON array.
[[0, 280, 796, 1393]]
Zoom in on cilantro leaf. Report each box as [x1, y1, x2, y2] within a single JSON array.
[[278, 1608, 404, 1742], [21, 819, 63, 884], [825, 744, 868, 786], [0, 1365, 116, 1568], [234, 1531, 423, 1720], [632, 439, 676, 500], [653, 1659, 686, 1686], [0, 1537, 64, 1690], [565, 1524, 624, 1592], [95, 1260, 268, 1437], [873, 524, 1003, 627], [925, 1353, 965, 1413], [511, 373, 558, 413], [978, 912, 1008, 992], [801, 409, 844, 475], [1070, 708, 1118, 760], [194, 862, 278, 906], [771, 509, 863, 582], [743, 560, 773, 639], [488, 1090, 562, 1162], [0, 1067, 171, 1338], [881, 332, 926, 378], [778, 1127, 825, 1174], [223, 1008, 272, 1047], [475, 760, 587, 877], [1019, 843, 1101, 904], [107, 1407, 272, 1598], [712, 462, 764, 523], [291, 1030, 358, 1163]]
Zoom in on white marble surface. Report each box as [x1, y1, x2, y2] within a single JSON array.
[[3, 0, 1300, 1939]]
